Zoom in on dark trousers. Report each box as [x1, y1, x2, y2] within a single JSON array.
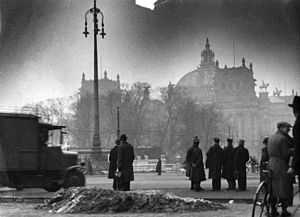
[[237, 170, 247, 191], [212, 178, 221, 191], [269, 195, 290, 213], [226, 178, 236, 190], [191, 181, 201, 190], [113, 177, 120, 190], [120, 181, 130, 191]]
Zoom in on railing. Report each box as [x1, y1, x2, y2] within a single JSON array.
[[133, 160, 182, 173]]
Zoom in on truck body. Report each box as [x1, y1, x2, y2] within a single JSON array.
[[0, 113, 85, 191]]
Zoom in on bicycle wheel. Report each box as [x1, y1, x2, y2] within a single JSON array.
[[293, 178, 300, 206], [252, 182, 269, 217], [294, 190, 300, 206]]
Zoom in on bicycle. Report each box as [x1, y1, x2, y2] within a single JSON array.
[[252, 170, 300, 217]]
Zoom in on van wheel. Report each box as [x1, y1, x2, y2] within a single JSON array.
[[64, 170, 85, 188], [44, 182, 61, 192]]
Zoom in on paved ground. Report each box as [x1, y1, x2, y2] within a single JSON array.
[[0, 173, 299, 216], [0, 203, 253, 217], [0, 203, 298, 217], [0, 173, 260, 202], [87, 172, 260, 190]]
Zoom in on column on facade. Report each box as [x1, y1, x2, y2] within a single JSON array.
[[237, 114, 242, 140], [241, 113, 245, 140]]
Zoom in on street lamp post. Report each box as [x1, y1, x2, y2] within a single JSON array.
[[83, 0, 106, 148], [117, 106, 120, 139]]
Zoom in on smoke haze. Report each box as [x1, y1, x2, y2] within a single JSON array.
[[0, 0, 299, 106]]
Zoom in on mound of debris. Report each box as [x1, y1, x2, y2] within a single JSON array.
[[37, 187, 226, 214]]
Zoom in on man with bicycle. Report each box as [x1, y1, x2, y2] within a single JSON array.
[[268, 122, 294, 217]]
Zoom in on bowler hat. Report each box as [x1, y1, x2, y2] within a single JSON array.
[[289, 96, 300, 109], [120, 134, 127, 141], [193, 136, 200, 144], [239, 139, 245, 144], [227, 138, 233, 142]]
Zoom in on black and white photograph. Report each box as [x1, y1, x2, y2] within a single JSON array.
[[0, 0, 299, 216]]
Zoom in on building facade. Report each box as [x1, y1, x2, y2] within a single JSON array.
[[80, 71, 120, 98], [177, 39, 295, 156]]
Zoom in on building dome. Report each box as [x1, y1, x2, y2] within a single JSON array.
[[176, 38, 217, 103]]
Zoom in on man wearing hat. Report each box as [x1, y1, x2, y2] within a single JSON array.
[[185, 136, 206, 191], [289, 96, 300, 176], [234, 139, 249, 191], [268, 122, 294, 217], [108, 139, 120, 190], [117, 134, 135, 191], [206, 138, 224, 191], [222, 138, 236, 190]]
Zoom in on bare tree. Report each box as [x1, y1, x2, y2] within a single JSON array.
[[70, 93, 93, 148]]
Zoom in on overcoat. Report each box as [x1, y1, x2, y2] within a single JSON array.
[[117, 141, 135, 182], [156, 159, 162, 174], [260, 147, 269, 169], [206, 145, 223, 179], [293, 116, 300, 175], [234, 146, 249, 172], [186, 146, 206, 182], [260, 146, 269, 182], [268, 131, 293, 205], [108, 146, 118, 179], [222, 145, 235, 179]]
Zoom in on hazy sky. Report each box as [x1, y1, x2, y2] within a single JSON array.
[[0, 0, 299, 107]]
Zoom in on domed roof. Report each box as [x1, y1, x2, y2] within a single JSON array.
[[178, 38, 217, 88], [177, 69, 204, 87]]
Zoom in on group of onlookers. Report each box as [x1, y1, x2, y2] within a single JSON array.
[[258, 96, 300, 217], [106, 95, 300, 217], [185, 136, 249, 192]]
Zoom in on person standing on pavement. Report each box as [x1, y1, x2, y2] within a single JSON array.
[[259, 137, 269, 182], [108, 139, 120, 190], [222, 138, 236, 190], [206, 138, 224, 191], [186, 136, 206, 191], [117, 134, 135, 191], [156, 158, 162, 175], [234, 139, 249, 191], [268, 122, 294, 217]]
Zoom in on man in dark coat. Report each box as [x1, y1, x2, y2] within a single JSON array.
[[222, 138, 236, 190], [186, 136, 206, 191], [117, 134, 135, 191], [156, 158, 162, 175], [289, 96, 300, 176], [268, 122, 294, 217], [234, 139, 249, 191], [260, 137, 269, 182], [206, 138, 223, 191], [108, 139, 120, 190]]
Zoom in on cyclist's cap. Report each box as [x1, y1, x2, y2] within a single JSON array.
[[277, 122, 292, 129]]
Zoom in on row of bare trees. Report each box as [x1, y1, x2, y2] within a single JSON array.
[[70, 82, 226, 159], [23, 82, 227, 159]]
